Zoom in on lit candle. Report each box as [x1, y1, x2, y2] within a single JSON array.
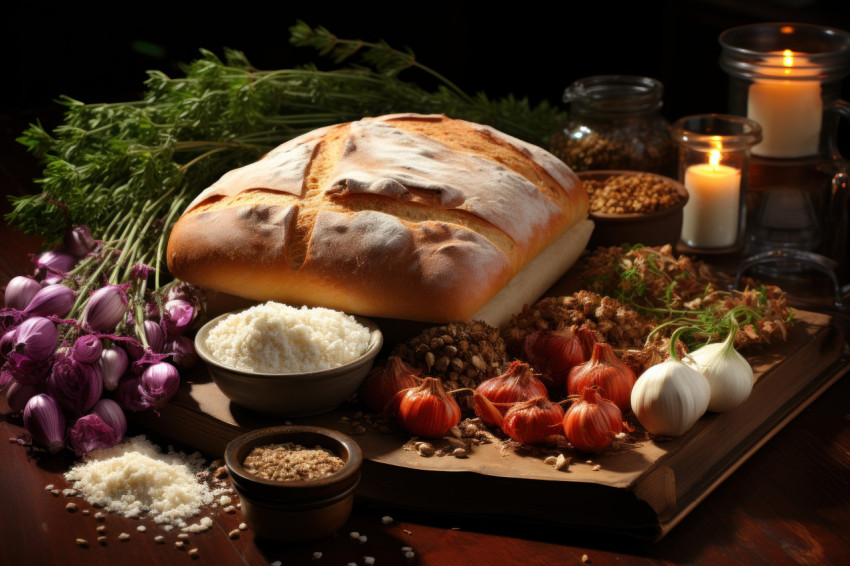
[[681, 149, 742, 248], [747, 50, 822, 158]]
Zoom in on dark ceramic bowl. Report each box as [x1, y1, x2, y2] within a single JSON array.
[[578, 170, 689, 248], [225, 426, 363, 542], [195, 310, 382, 417]]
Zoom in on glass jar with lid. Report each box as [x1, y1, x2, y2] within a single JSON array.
[[549, 75, 677, 177]]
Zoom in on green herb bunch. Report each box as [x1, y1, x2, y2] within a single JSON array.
[[8, 21, 565, 304]]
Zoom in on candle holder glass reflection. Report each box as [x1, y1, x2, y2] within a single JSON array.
[[719, 22, 850, 291], [671, 114, 762, 253]]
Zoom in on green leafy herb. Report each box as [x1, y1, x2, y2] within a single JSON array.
[[8, 22, 566, 299]]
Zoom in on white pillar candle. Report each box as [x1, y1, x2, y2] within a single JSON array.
[[681, 151, 742, 248], [747, 50, 822, 158]]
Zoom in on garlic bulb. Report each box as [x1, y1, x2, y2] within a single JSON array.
[[630, 359, 710, 437], [686, 330, 753, 413]]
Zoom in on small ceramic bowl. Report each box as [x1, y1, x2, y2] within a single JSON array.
[[577, 170, 689, 248], [225, 426, 362, 541], [194, 310, 383, 416]]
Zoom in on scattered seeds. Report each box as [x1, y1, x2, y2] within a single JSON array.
[[313, 551, 323, 559], [359, 535, 367, 543], [94, 512, 106, 522], [50, 489, 60, 497], [381, 515, 393, 525], [592, 464, 601, 471], [154, 535, 165, 544], [118, 533, 130, 541], [349, 531, 360, 539], [416, 442, 435, 457], [45, 484, 55, 491], [401, 547, 413, 552], [189, 548, 199, 559], [452, 447, 468, 458], [177, 533, 189, 540], [96, 526, 107, 534], [364, 557, 375, 566], [223, 505, 236, 513], [65, 502, 78, 513], [175, 541, 185, 549], [582, 553, 590, 563], [556, 454, 571, 471], [404, 551, 415, 559], [82, 509, 90, 516], [137, 525, 146, 532], [75, 538, 89, 548], [97, 536, 108, 546], [228, 529, 240, 539], [238, 523, 247, 531]]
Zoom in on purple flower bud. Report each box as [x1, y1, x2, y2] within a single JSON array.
[[144, 320, 166, 353], [63, 225, 97, 258], [91, 398, 127, 439], [23, 394, 66, 454], [4, 276, 42, 310], [68, 414, 120, 455], [144, 300, 161, 322], [5, 380, 39, 413], [24, 284, 75, 318], [115, 375, 149, 412], [166, 282, 201, 305], [71, 334, 103, 365], [13, 316, 57, 361], [83, 285, 128, 332], [140, 362, 180, 409], [97, 344, 128, 391], [33, 250, 76, 280], [163, 300, 195, 337], [167, 336, 197, 370], [129, 263, 153, 281], [45, 354, 102, 416]]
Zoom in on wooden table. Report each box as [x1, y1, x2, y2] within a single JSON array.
[[2, 112, 850, 565]]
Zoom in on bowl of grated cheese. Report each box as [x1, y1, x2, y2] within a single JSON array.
[[195, 302, 383, 416]]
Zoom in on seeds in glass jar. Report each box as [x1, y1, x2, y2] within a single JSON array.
[[242, 442, 344, 481], [583, 174, 684, 214]]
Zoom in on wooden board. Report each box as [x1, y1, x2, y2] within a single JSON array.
[[133, 309, 847, 540]]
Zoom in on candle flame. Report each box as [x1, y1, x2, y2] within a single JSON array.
[[782, 49, 795, 67], [709, 150, 721, 169]]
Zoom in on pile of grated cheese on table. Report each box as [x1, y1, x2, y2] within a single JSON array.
[[64, 436, 228, 529]]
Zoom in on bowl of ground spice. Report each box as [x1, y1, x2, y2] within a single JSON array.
[[577, 170, 689, 247], [225, 425, 363, 541]]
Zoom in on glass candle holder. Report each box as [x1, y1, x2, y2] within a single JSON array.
[[670, 114, 762, 252]]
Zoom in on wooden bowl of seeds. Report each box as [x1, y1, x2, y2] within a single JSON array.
[[577, 170, 689, 247], [225, 425, 362, 542]]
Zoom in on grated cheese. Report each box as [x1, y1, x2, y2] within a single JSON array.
[[64, 436, 223, 526], [205, 302, 371, 373]]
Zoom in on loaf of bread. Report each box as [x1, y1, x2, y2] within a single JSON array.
[[166, 114, 589, 322]]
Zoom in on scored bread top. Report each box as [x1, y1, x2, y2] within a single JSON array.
[[166, 113, 588, 322]]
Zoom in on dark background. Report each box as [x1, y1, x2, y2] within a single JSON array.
[[4, 0, 850, 140]]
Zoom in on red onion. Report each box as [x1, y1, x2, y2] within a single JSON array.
[[4, 381, 39, 413], [71, 334, 103, 365], [1, 328, 18, 361], [13, 316, 58, 361], [34, 250, 76, 280], [98, 344, 129, 391], [24, 284, 75, 318], [143, 320, 166, 353], [360, 356, 422, 413], [23, 394, 66, 454], [45, 354, 103, 416], [395, 377, 461, 438], [475, 360, 548, 408], [501, 397, 565, 445], [167, 336, 197, 370], [115, 375, 149, 412], [563, 387, 623, 452], [523, 326, 589, 390], [4, 353, 52, 387], [139, 362, 180, 409], [63, 225, 96, 257], [567, 342, 636, 413], [4, 276, 42, 310], [91, 398, 127, 439], [162, 299, 195, 337], [68, 414, 120, 455], [83, 284, 129, 332]]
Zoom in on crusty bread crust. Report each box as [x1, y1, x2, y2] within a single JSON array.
[[166, 114, 588, 322]]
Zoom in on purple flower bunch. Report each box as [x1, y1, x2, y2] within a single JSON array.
[[1, 225, 200, 455]]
